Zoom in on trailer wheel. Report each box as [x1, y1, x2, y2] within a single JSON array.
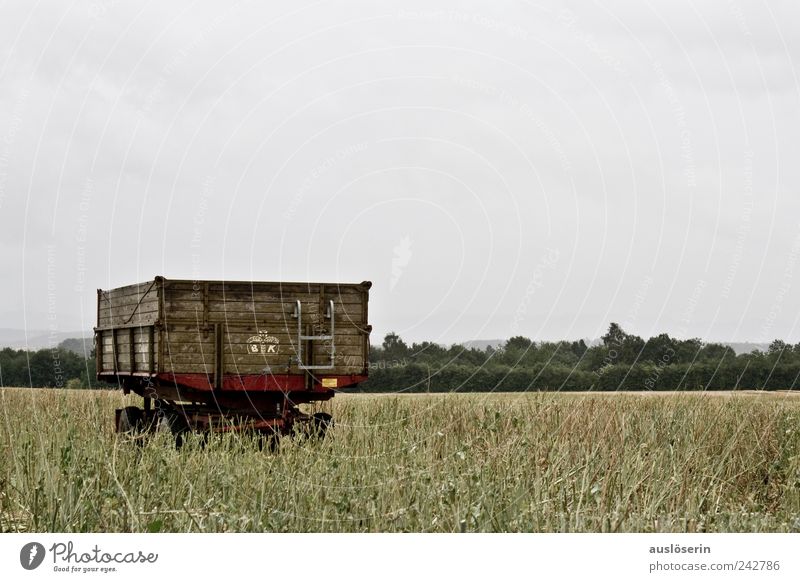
[[117, 407, 144, 434], [311, 412, 334, 439], [258, 430, 280, 453]]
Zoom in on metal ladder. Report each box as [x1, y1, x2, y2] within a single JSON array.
[[293, 299, 335, 370]]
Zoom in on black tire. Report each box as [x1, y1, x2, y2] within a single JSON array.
[[117, 407, 144, 434], [311, 412, 334, 439], [257, 430, 280, 453]]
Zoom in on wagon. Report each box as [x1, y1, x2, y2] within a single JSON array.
[[94, 276, 372, 445]]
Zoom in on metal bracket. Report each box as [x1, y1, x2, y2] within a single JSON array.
[[293, 299, 335, 370]]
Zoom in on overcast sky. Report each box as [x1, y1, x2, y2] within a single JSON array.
[[1, 0, 799, 346]]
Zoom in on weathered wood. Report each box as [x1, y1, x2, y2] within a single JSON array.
[[100, 282, 159, 301], [96, 277, 370, 378]]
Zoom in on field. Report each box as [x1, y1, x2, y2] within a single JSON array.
[[1, 388, 799, 532]]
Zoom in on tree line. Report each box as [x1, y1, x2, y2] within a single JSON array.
[[1, 324, 799, 391], [0, 345, 98, 389], [358, 323, 800, 392]]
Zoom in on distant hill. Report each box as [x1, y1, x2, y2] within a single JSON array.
[[723, 342, 771, 355], [57, 337, 94, 358], [0, 328, 92, 352]]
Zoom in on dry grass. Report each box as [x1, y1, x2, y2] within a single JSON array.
[[1, 388, 799, 532]]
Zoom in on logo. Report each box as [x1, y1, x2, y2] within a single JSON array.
[[20, 542, 46, 570], [390, 235, 413, 291], [247, 331, 280, 355]]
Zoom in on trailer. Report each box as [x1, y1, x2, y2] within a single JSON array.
[[95, 276, 371, 445]]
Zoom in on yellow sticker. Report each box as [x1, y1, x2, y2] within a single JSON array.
[[321, 378, 338, 388]]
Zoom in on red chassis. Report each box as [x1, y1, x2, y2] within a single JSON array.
[[107, 372, 367, 441]]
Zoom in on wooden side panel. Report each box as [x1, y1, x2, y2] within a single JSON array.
[[96, 325, 158, 374], [159, 323, 367, 375], [97, 280, 159, 327], [162, 280, 368, 326], [96, 278, 371, 380], [158, 280, 370, 376]]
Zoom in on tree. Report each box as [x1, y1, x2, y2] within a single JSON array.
[[641, 333, 675, 361], [768, 339, 788, 354], [382, 332, 409, 360], [570, 339, 588, 358], [601, 323, 626, 347], [698, 343, 732, 364], [505, 336, 533, 351]]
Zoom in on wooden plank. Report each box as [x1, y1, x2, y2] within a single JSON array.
[[214, 323, 223, 389], [115, 353, 132, 367], [161, 361, 216, 375], [99, 303, 159, 317], [129, 328, 135, 373], [158, 346, 368, 363], [111, 329, 118, 373], [104, 279, 365, 301], [166, 301, 305, 315], [161, 354, 251, 366], [167, 289, 289, 304], [100, 281, 158, 300], [160, 345, 215, 357], [162, 339, 216, 352], [107, 334, 132, 347], [98, 315, 158, 328], [98, 302, 159, 322], [208, 282, 324, 295], [98, 291, 158, 309], [163, 312, 301, 324], [148, 326, 155, 373], [98, 305, 159, 326], [163, 326, 217, 339], [98, 313, 159, 327], [163, 322, 215, 332], [162, 303, 365, 322], [167, 286, 305, 303], [158, 331, 364, 351]]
